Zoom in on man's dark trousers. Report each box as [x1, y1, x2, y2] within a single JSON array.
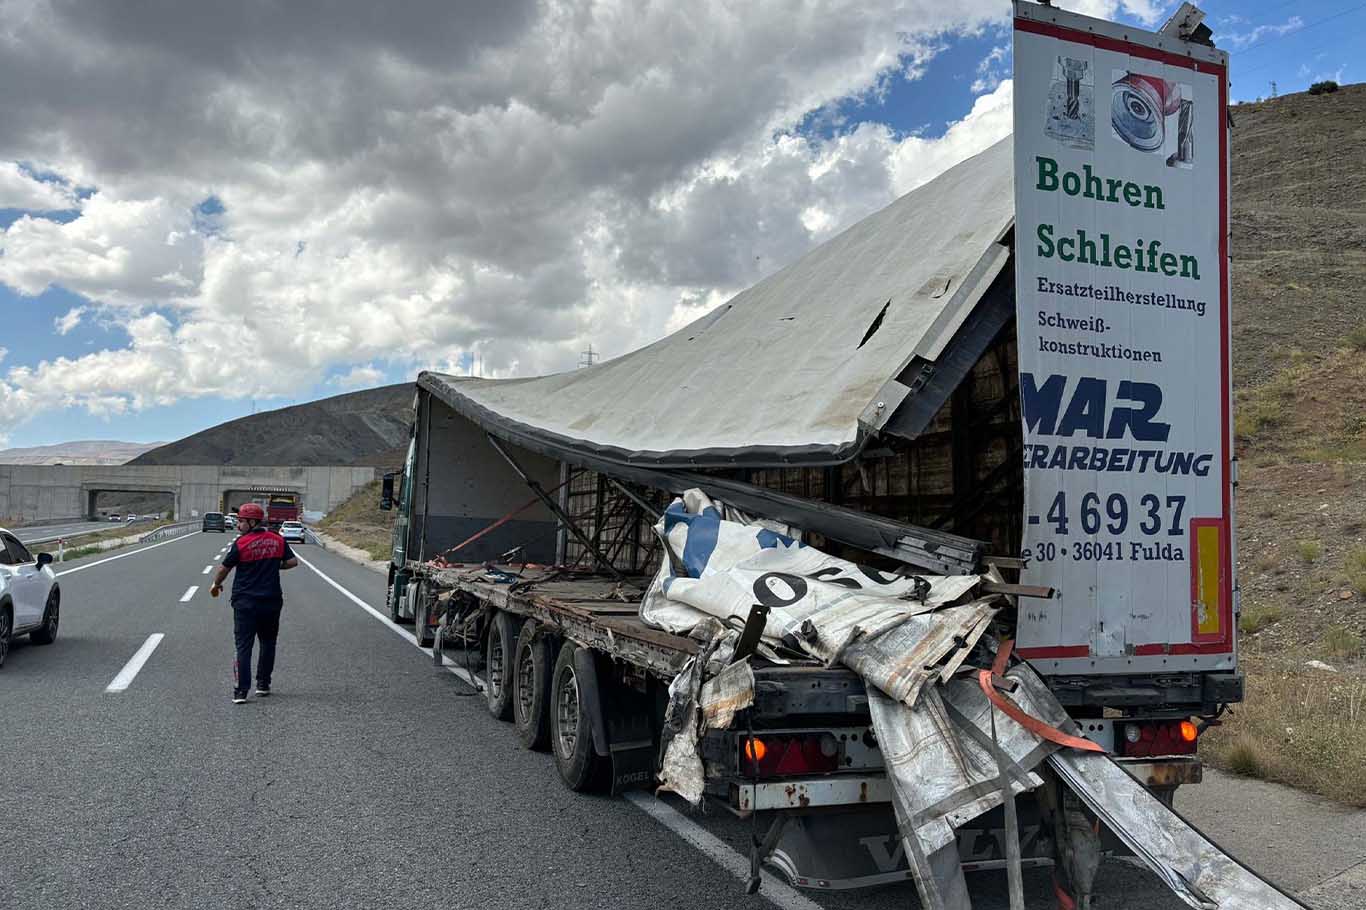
[[233, 599, 282, 695]]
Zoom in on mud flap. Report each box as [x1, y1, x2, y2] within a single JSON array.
[[573, 646, 657, 794]]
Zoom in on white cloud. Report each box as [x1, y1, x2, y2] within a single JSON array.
[[971, 44, 1010, 94], [0, 162, 75, 211], [54, 306, 85, 335], [0, 0, 1032, 427], [1225, 16, 1303, 50], [331, 364, 385, 389]]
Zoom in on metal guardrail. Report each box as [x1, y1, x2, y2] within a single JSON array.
[[138, 520, 201, 544]]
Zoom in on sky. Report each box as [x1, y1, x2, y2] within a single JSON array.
[[0, 0, 1359, 449]]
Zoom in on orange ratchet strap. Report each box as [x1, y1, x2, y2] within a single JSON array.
[[979, 639, 1105, 754]]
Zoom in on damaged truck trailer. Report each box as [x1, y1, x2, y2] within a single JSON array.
[[373, 6, 1304, 906]]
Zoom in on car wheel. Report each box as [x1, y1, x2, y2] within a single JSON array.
[[513, 620, 555, 751], [0, 604, 11, 668], [30, 588, 59, 646]]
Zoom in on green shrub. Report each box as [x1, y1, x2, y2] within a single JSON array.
[[1296, 539, 1322, 563], [1347, 325, 1366, 352], [1308, 80, 1339, 95]]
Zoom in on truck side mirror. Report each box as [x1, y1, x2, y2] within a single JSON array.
[[380, 473, 395, 511]]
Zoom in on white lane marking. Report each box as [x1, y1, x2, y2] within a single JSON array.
[[202, 565, 213, 575], [180, 586, 199, 602], [105, 634, 165, 692], [623, 792, 824, 910], [293, 552, 484, 692], [56, 532, 202, 577], [297, 552, 807, 909]]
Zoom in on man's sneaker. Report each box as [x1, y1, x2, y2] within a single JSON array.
[[232, 692, 248, 704], [254, 686, 271, 698]]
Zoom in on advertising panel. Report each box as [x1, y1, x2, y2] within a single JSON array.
[[1012, 3, 1233, 674]]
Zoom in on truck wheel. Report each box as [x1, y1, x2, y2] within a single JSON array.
[[413, 584, 434, 647], [513, 620, 555, 751], [30, 589, 59, 646], [551, 644, 604, 791], [485, 611, 518, 721], [385, 573, 413, 625]]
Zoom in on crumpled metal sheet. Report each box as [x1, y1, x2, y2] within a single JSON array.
[[699, 659, 755, 730], [1049, 751, 1308, 910], [656, 653, 710, 805], [869, 664, 1063, 861], [810, 600, 998, 707]]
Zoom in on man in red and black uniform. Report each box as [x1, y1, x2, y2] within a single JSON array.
[[210, 503, 298, 704]]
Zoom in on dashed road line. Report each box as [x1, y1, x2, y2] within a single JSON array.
[[202, 565, 213, 574], [180, 586, 199, 602], [106, 634, 165, 692]]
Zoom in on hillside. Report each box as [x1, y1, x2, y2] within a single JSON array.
[[131, 384, 414, 467], [1230, 83, 1366, 392], [1199, 83, 1366, 803], [0, 440, 163, 465]]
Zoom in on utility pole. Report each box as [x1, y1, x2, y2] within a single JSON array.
[[579, 344, 599, 368]]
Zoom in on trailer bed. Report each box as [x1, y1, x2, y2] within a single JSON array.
[[419, 564, 699, 677]]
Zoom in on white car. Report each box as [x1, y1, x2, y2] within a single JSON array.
[[0, 528, 60, 668], [279, 521, 307, 544]]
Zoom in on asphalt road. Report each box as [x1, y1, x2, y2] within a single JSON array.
[[1, 531, 1361, 910], [12, 519, 126, 545]]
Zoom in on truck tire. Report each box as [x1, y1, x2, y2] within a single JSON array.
[[413, 584, 434, 647], [550, 644, 604, 792], [30, 588, 59, 646], [485, 610, 518, 721], [386, 570, 414, 625], [513, 620, 555, 751]]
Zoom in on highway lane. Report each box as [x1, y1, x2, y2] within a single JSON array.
[[12, 518, 127, 545], [1, 531, 1356, 909]]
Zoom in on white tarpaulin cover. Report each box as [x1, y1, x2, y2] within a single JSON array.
[[419, 138, 1013, 467]]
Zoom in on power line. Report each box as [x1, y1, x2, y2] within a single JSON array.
[[1231, 1, 1366, 55]]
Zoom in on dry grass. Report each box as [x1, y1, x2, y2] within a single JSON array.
[[1348, 324, 1366, 352], [319, 481, 395, 561], [1203, 664, 1366, 806], [1323, 628, 1365, 660], [1345, 546, 1366, 597], [1241, 604, 1284, 634]]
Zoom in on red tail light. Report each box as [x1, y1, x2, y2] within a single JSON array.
[[1120, 720, 1199, 758], [740, 734, 840, 777]]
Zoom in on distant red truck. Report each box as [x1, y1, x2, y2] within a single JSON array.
[[266, 494, 300, 529]]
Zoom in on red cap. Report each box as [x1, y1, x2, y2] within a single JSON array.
[[238, 503, 265, 520]]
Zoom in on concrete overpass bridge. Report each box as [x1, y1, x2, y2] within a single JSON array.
[[0, 464, 377, 523]]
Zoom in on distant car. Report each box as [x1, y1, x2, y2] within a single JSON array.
[[0, 528, 60, 668], [108, 514, 121, 522], [202, 512, 227, 533], [279, 521, 306, 544], [226, 513, 238, 526], [125, 514, 136, 522]]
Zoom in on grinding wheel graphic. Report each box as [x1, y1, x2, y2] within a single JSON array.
[[1111, 72, 1180, 152]]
